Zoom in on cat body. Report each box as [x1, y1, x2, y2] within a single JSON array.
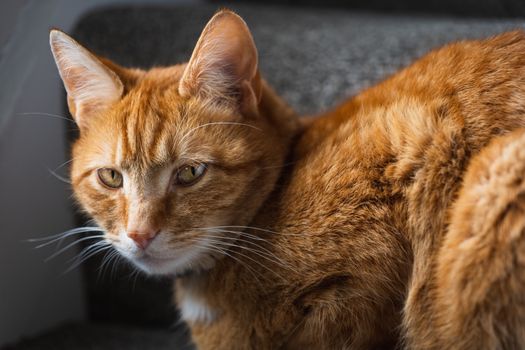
[[179, 29, 525, 349], [49, 10, 525, 349]]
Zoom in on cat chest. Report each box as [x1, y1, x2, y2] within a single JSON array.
[[178, 293, 219, 325]]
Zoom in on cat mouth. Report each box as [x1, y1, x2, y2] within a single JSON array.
[[124, 247, 213, 276], [130, 253, 182, 275], [136, 255, 197, 278], [136, 253, 171, 263]]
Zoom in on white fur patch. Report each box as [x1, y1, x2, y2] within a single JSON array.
[[179, 294, 217, 325]]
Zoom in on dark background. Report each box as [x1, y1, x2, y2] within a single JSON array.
[[223, 0, 525, 18]]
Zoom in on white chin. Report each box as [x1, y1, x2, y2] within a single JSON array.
[[129, 251, 216, 276]]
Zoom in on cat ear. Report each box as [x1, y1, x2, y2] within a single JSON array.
[[179, 10, 262, 116], [49, 29, 124, 129]]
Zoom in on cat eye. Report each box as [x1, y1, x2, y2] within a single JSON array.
[[176, 163, 207, 186], [97, 168, 123, 189]]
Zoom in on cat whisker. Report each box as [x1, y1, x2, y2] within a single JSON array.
[[194, 227, 266, 241], [29, 226, 103, 248], [63, 242, 113, 274], [201, 232, 297, 274], [68, 239, 111, 262], [201, 235, 286, 280], [192, 227, 301, 273], [202, 233, 270, 252], [198, 225, 278, 235], [47, 167, 72, 184], [45, 158, 76, 187], [205, 241, 286, 280], [204, 225, 306, 237], [96, 250, 114, 281], [190, 237, 265, 288], [128, 267, 142, 293], [199, 231, 266, 245], [66, 240, 107, 262], [44, 235, 104, 262], [216, 229, 275, 242], [18, 112, 76, 124], [52, 158, 76, 173], [97, 249, 120, 282], [110, 253, 121, 281], [206, 230, 294, 266]]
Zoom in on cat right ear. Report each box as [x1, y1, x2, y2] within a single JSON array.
[[179, 10, 262, 117], [49, 29, 123, 130]]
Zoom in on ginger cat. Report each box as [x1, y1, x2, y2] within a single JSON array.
[[50, 10, 525, 349]]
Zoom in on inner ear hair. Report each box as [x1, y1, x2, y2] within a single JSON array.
[[179, 10, 262, 116], [49, 29, 124, 129]]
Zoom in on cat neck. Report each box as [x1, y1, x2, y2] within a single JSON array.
[[257, 79, 300, 139]]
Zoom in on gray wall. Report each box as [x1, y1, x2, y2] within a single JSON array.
[[0, 0, 197, 346]]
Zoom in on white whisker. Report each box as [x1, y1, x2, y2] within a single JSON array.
[[63, 243, 113, 274], [66, 240, 106, 262], [52, 158, 76, 173], [44, 235, 103, 262], [29, 227, 103, 248], [203, 225, 305, 237], [68, 239, 111, 262], [98, 249, 121, 281], [97, 250, 116, 282], [18, 112, 76, 124], [47, 167, 72, 184], [201, 233, 296, 273], [130, 268, 142, 292], [110, 253, 125, 281], [203, 237, 289, 280], [190, 237, 265, 287], [195, 227, 266, 241]]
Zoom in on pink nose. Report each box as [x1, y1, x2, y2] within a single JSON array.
[[127, 230, 159, 250]]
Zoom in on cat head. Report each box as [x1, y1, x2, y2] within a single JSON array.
[[50, 10, 297, 275]]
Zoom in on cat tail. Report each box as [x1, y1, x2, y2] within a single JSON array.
[[407, 129, 525, 349]]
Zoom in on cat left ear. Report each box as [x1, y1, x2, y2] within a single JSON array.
[[49, 29, 124, 130], [179, 10, 262, 117]]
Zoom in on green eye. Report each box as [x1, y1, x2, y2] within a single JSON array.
[[97, 168, 123, 189], [176, 163, 207, 186]]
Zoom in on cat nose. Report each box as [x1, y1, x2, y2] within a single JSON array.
[[127, 229, 159, 250]]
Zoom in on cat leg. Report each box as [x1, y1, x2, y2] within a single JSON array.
[[407, 129, 525, 349]]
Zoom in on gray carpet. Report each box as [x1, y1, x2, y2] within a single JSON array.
[[9, 2, 525, 349]]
